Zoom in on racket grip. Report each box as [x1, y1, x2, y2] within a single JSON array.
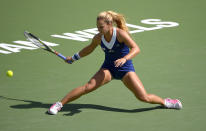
[[56, 53, 72, 64]]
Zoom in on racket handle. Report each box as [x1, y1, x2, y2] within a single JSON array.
[[56, 52, 72, 64]]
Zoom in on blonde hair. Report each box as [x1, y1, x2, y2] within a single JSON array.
[[97, 11, 129, 34]]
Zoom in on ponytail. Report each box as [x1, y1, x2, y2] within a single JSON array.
[[97, 11, 129, 34]]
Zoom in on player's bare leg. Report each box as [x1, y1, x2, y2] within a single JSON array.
[[48, 69, 112, 115], [122, 72, 182, 109]]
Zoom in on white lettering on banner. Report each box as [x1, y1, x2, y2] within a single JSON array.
[[13, 41, 39, 48], [0, 49, 11, 54], [83, 28, 99, 34], [141, 19, 179, 28], [0, 19, 179, 55], [13, 40, 58, 48], [52, 19, 179, 41], [51, 31, 95, 42], [0, 43, 36, 53], [39, 41, 59, 47], [0, 41, 59, 54]]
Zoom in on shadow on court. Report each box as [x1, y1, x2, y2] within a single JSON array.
[[0, 96, 166, 116]]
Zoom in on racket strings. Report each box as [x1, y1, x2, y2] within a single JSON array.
[[24, 33, 45, 49], [29, 38, 44, 48]]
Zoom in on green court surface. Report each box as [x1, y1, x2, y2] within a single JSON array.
[[0, 0, 206, 131]]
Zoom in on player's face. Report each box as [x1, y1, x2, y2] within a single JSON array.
[[97, 19, 111, 34]]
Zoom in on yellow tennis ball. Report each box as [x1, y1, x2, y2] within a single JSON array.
[[7, 70, 13, 77]]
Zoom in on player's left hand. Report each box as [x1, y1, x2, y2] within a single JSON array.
[[114, 58, 127, 67]]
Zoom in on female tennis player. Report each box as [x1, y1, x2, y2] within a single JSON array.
[[48, 11, 182, 115]]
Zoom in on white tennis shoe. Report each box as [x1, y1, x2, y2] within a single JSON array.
[[164, 98, 182, 109], [48, 102, 63, 115]]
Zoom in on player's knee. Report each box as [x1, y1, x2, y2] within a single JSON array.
[[83, 82, 96, 94], [137, 95, 150, 103]]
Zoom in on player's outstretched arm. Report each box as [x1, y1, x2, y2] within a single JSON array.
[[66, 33, 101, 63]]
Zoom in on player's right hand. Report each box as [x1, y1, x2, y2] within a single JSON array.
[[65, 56, 73, 64]]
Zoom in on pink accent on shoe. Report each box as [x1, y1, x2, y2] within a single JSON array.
[[50, 103, 62, 111], [48, 102, 63, 115], [166, 99, 179, 104], [50, 103, 56, 110], [164, 98, 182, 109]]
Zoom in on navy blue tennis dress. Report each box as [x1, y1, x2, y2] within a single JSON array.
[[101, 27, 135, 80]]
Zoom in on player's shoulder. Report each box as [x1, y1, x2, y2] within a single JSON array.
[[92, 33, 102, 44], [116, 28, 128, 37], [93, 33, 102, 40], [116, 28, 130, 43]]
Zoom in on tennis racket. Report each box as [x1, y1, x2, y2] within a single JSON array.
[[24, 31, 72, 63]]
